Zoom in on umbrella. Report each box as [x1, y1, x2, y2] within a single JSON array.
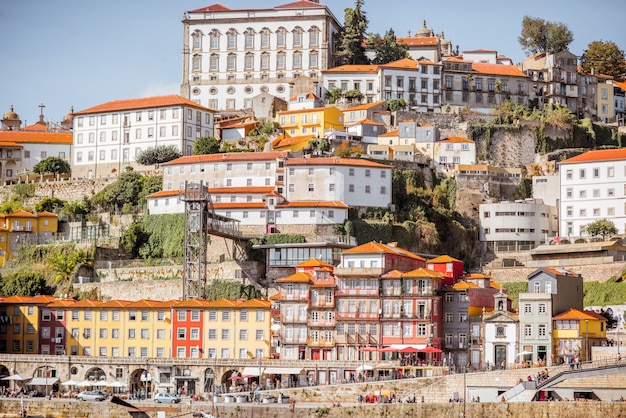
[[517, 350, 533, 357], [91, 380, 108, 387], [360, 347, 379, 352], [397, 347, 420, 353], [61, 379, 79, 387], [108, 381, 128, 388], [1, 374, 28, 381], [356, 364, 373, 372], [228, 374, 242, 380], [420, 346, 443, 353], [378, 347, 397, 353], [76, 380, 94, 388]]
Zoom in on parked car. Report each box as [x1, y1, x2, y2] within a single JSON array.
[[154, 392, 181, 404], [77, 390, 107, 401]]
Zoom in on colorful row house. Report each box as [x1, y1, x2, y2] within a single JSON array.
[[0, 210, 58, 267]]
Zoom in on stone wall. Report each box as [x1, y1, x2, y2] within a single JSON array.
[[0, 178, 118, 205], [483, 259, 626, 283], [2, 398, 626, 418], [79, 260, 265, 301]]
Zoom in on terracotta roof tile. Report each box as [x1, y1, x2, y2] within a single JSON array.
[[162, 151, 286, 166], [397, 37, 438, 47], [343, 101, 386, 111], [428, 255, 462, 263], [0, 131, 72, 144], [297, 258, 334, 268], [284, 157, 391, 169], [439, 136, 473, 143], [73, 95, 214, 115], [402, 268, 447, 278], [471, 63, 527, 77], [559, 148, 626, 164], [322, 64, 379, 74], [275, 272, 312, 283], [344, 242, 425, 261]]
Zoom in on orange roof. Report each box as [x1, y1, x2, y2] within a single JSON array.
[[452, 280, 480, 290], [379, 129, 399, 137], [0, 141, 22, 147], [8, 210, 37, 218], [97, 300, 133, 308], [46, 299, 77, 308], [380, 58, 419, 70], [284, 157, 391, 169], [553, 308, 607, 321], [345, 118, 383, 128], [462, 273, 492, 280], [381, 269, 404, 279], [274, 272, 312, 283], [74, 95, 213, 115], [541, 267, 578, 277], [397, 37, 438, 47], [322, 64, 379, 74], [428, 255, 462, 263], [70, 299, 103, 308], [162, 151, 286, 166], [272, 135, 315, 149], [146, 190, 184, 199], [439, 136, 474, 144], [344, 242, 425, 261], [277, 201, 348, 209], [559, 148, 626, 164], [0, 131, 72, 144], [277, 106, 337, 116], [402, 268, 447, 278], [2, 295, 59, 304], [297, 258, 334, 269], [614, 80, 626, 91], [343, 101, 386, 112], [289, 92, 320, 102], [36, 211, 58, 218], [471, 62, 527, 77]]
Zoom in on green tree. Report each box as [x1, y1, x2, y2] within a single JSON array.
[[334, 0, 369, 65], [60, 197, 91, 221], [585, 219, 617, 240], [344, 89, 364, 103], [120, 223, 149, 257], [0, 270, 49, 296], [518, 16, 573, 55], [325, 87, 344, 104], [193, 136, 221, 155], [135, 145, 181, 165], [0, 196, 24, 214], [92, 167, 143, 211], [46, 246, 93, 293], [35, 197, 66, 213], [138, 175, 163, 206], [580, 40, 626, 81], [333, 141, 361, 158], [33, 156, 71, 176], [387, 98, 407, 112], [367, 28, 408, 65]]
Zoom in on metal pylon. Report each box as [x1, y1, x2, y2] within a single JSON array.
[[181, 181, 211, 300]]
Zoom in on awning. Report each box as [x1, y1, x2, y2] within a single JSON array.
[[262, 367, 303, 375], [28, 377, 59, 386], [241, 367, 264, 377], [175, 376, 199, 380]]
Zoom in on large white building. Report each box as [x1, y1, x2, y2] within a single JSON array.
[[71, 95, 215, 179], [181, 1, 342, 111], [479, 199, 559, 253], [558, 148, 626, 237], [148, 152, 392, 230], [322, 58, 443, 111]]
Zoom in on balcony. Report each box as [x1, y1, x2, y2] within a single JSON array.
[[335, 312, 379, 320], [307, 318, 336, 328], [335, 288, 379, 297], [281, 316, 307, 324], [334, 267, 385, 277], [307, 339, 336, 348], [11, 226, 32, 232], [283, 336, 307, 344], [278, 294, 308, 302], [308, 300, 334, 308]]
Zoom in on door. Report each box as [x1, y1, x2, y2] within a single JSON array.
[[495, 345, 507, 369]]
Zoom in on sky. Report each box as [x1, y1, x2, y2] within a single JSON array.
[[1, 0, 624, 126]]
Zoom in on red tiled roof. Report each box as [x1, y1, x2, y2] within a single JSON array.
[[146, 190, 184, 199], [322, 64, 379, 74], [553, 308, 607, 321], [0, 131, 72, 144], [344, 242, 425, 261], [559, 148, 626, 164], [343, 101, 386, 112], [380, 58, 419, 70], [403, 268, 447, 279], [275, 0, 325, 9], [162, 151, 286, 166], [471, 63, 527, 77], [285, 157, 391, 169], [297, 258, 334, 269], [8, 210, 37, 218], [397, 37, 438, 47], [428, 255, 462, 263], [379, 130, 399, 137], [73, 95, 214, 115], [272, 135, 315, 149], [381, 270, 404, 279], [275, 272, 312, 283]]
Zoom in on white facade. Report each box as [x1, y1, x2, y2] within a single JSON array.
[[433, 137, 476, 177], [181, 2, 341, 111], [72, 95, 214, 179], [322, 59, 442, 111], [479, 199, 559, 252], [284, 157, 393, 208], [532, 175, 560, 207], [483, 309, 519, 369], [558, 149, 626, 236]]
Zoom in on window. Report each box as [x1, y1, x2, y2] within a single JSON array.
[[221, 329, 230, 340], [524, 325, 532, 337], [239, 329, 248, 340], [141, 329, 149, 339], [220, 348, 229, 359], [538, 324, 547, 337], [222, 311, 230, 321], [191, 328, 200, 340], [524, 304, 532, 314]]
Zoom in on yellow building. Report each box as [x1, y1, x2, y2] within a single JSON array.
[[276, 106, 344, 138], [0, 295, 59, 354], [0, 210, 59, 266], [597, 75, 615, 122], [553, 308, 607, 363]]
